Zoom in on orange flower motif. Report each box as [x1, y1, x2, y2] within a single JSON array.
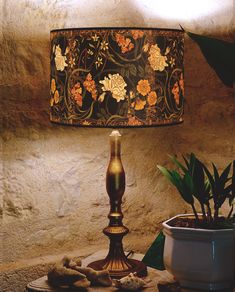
[[51, 78, 56, 94], [115, 33, 125, 44], [172, 82, 180, 105], [128, 116, 143, 126], [83, 73, 97, 100], [71, 82, 83, 106], [179, 73, 184, 95], [134, 98, 146, 110], [115, 33, 134, 54], [54, 90, 60, 104], [143, 43, 149, 53], [137, 79, 151, 96], [131, 30, 144, 40], [147, 91, 157, 106]]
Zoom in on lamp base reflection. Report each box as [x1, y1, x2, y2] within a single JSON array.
[[88, 130, 147, 278]]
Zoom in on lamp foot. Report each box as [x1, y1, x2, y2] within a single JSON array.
[[88, 258, 147, 279]]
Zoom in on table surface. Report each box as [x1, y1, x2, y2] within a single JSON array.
[[26, 250, 223, 292], [26, 250, 176, 292]]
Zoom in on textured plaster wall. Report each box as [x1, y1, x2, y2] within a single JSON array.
[[1, 0, 235, 281]]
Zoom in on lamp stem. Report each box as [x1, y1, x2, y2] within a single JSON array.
[[88, 130, 147, 278]]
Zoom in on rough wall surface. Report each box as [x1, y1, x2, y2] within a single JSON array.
[[1, 0, 235, 286]]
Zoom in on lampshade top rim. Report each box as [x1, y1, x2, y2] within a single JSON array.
[[50, 26, 183, 33]]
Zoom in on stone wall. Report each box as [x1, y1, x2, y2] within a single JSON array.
[[1, 0, 235, 289]]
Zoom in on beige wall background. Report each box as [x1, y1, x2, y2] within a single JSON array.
[[1, 0, 235, 268]]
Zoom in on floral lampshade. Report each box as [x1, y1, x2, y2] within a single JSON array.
[[50, 27, 184, 127]]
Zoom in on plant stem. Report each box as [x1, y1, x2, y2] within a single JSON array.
[[191, 204, 199, 224], [214, 206, 219, 222], [206, 202, 212, 223], [200, 203, 207, 223], [227, 205, 233, 219]]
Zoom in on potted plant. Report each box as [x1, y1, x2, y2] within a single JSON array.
[[157, 154, 235, 290]]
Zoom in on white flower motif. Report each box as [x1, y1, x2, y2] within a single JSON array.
[[99, 73, 127, 102], [100, 41, 108, 51], [148, 44, 168, 72], [55, 45, 62, 56], [54, 45, 68, 72], [95, 57, 103, 68], [92, 34, 99, 42]]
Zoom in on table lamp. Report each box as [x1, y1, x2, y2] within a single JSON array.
[[50, 27, 184, 278]]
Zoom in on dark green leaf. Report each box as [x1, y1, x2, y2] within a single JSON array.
[[219, 163, 231, 187], [212, 163, 220, 182], [186, 30, 235, 87], [181, 172, 194, 204], [142, 231, 165, 270], [192, 158, 210, 204]]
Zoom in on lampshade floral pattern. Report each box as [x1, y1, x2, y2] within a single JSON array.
[[50, 28, 184, 127]]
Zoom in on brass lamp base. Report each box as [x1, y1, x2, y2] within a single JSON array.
[[88, 258, 147, 279], [88, 130, 147, 279]]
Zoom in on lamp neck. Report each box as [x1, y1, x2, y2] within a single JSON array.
[[109, 130, 121, 157]]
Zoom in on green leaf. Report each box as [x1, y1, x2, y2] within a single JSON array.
[[182, 172, 193, 192], [170, 155, 188, 174], [125, 69, 130, 78], [142, 231, 165, 270], [181, 172, 194, 204], [129, 64, 137, 76], [186, 30, 235, 87], [170, 170, 194, 205], [204, 164, 214, 184], [157, 166, 194, 205], [100, 108, 107, 116], [219, 163, 231, 186], [157, 165, 175, 185], [182, 155, 190, 169], [189, 153, 196, 175], [138, 65, 145, 78], [192, 158, 209, 204], [170, 170, 184, 193], [212, 163, 220, 182], [120, 67, 125, 77]]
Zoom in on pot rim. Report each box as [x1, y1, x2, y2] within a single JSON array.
[[162, 214, 234, 239]]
